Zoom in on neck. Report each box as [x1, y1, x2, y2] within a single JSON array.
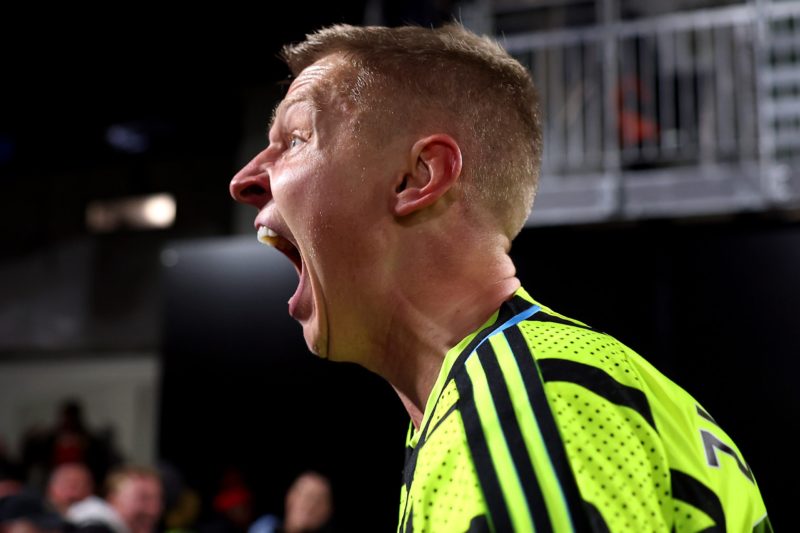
[[372, 235, 520, 429]]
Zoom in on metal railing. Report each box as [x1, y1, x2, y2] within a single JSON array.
[[494, 0, 800, 224]]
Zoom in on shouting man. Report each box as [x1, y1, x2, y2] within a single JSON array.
[[230, 24, 770, 532]]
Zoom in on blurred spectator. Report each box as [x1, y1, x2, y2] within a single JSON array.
[[21, 401, 121, 491], [67, 495, 125, 533], [157, 462, 199, 533], [200, 469, 252, 533], [248, 472, 333, 533], [68, 466, 161, 533], [617, 73, 658, 148], [162, 489, 199, 533], [0, 492, 68, 533], [47, 464, 94, 515], [0, 460, 24, 500], [106, 467, 162, 533], [49, 401, 89, 466]]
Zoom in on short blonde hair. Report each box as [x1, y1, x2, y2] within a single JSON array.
[[105, 466, 160, 498], [281, 24, 543, 239]]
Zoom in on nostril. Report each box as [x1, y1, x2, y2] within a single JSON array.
[[240, 184, 267, 198]]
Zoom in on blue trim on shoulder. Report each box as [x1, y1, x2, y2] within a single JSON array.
[[466, 304, 541, 362]]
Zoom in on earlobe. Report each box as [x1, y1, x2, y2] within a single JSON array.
[[394, 135, 462, 217]]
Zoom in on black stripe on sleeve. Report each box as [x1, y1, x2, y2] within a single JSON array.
[[506, 294, 540, 316], [696, 405, 719, 427], [538, 358, 657, 430], [670, 469, 726, 533], [475, 342, 552, 533], [465, 515, 491, 533], [583, 501, 611, 533], [504, 326, 593, 531], [426, 402, 458, 442], [455, 364, 513, 533], [403, 443, 418, 492]]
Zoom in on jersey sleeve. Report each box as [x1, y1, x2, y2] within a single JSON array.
[[626, 347, 771, 532], [518, 309, 770, 532]]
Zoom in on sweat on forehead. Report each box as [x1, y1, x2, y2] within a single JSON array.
[[268, 55, 360, 133]]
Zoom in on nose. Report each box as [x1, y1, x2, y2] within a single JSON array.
[[229, 149, 272, 209]]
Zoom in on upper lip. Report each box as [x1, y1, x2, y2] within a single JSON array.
[[254, 212, 302, 272], [254, 211, 292, 244]]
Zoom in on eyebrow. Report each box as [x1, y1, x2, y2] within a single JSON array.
[[265, 88, 324, 139]]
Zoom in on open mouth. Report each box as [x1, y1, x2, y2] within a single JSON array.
[[257, 225, 302, 274], [257, 224, 310, 320]]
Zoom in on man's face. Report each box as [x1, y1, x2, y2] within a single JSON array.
[[230, 56, 398, 360], [284, 473, 332, 532], [47, 464, 93, 511], [108, 476, 162, 533]]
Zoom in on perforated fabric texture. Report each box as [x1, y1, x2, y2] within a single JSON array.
[[518, 319, 672, 531], [402, 381, 487, 532]]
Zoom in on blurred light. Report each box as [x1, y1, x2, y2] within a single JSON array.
[[106, 124, 150, 154], [160, 248, 180, 267], [143, 195, 177, 227], [0, 134, 16, 165], [86, 193, 176, 233]]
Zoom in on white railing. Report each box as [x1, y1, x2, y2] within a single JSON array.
[[494, 0, 800, 224]]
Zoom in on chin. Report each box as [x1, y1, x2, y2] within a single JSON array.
[[300, 293, 330, 359], [303, 325, 328, 359]]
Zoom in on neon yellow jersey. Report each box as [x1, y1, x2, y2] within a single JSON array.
[[396, 287, 771, 532]]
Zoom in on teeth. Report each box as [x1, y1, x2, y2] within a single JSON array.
[[257, 225, 279, 244]]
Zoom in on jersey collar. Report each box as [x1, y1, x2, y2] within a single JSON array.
[[408, 286, 538, 448]]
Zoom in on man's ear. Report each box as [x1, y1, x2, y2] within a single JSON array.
[[393, 134, 462, 217]]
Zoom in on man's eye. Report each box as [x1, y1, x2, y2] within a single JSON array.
[[289, 135, 303, 149]]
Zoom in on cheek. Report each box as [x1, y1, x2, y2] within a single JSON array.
[[274, 156, 331, 216], [278, 149, 378, 271], [283, 167, 344, 235]]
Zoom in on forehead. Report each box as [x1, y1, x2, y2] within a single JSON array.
[[288, 57, 339, 97], [58, 466, 90, 480], [270, 55, 348, 131], [120, 475, 159, 491]]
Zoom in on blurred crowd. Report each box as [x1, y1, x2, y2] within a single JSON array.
[[0, 402, 334, 533]]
